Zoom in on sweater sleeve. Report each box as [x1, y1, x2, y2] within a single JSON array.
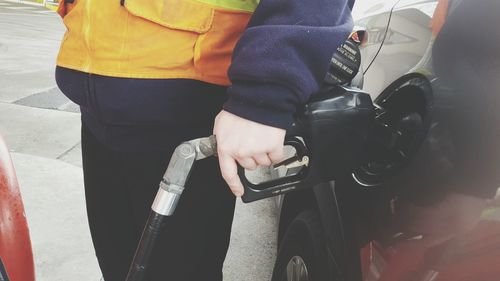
[[223, 0, 354, 129]]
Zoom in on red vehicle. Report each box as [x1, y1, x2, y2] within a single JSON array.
[[0, 135, 35, 281]]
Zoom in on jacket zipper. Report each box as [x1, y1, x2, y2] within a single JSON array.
[[82, 0, 92, 72]]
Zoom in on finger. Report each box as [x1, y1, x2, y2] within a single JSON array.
[[253, 153, 272, 167], [218, 153, 244, 197], [268, 147, 285, 164], [236, 157, 258, 170]]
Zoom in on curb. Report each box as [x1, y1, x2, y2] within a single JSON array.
[[37, 0, 59, 11], [5, 0, 58, 11], [45, 3, 58, 11]]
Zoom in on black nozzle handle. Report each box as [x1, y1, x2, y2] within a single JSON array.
[[240, 137, 310, 203]]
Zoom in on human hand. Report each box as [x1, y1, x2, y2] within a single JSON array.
[[213, 110, 286, 197]]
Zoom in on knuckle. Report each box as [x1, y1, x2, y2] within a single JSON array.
[[270, 150, 282, 159], [273, 146, 284, 155], [246, 163, 257, 170], [220, 169, 234, 181], [218, 144, 232, 155], [227, 179, 241, 189], [235, 150, 248, 159], [223, 170, 235, 179], [256, 157, 270, 166], [239, 161, 253, 170]]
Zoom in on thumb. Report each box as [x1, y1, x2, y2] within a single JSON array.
[[218, 152, 244, 197]]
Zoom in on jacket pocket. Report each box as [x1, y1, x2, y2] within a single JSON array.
[[123, 0, 214, 34]]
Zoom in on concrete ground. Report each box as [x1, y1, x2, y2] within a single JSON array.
[[0, 1, 277, 280]]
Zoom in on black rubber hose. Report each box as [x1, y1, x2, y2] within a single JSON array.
[[125, 211, 166, 281]]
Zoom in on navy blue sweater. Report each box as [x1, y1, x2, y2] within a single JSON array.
[[57, 0, 354, 150], [224, 0, 354, 129]]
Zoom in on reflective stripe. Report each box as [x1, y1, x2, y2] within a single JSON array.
[[194, 0, 259, 12]]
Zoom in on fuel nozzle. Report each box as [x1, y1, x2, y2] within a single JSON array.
[[126, 136, 217, 281], [151, 136, 217, 216]]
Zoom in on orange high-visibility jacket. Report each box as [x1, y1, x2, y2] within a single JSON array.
[[56, 0, 258, 85]]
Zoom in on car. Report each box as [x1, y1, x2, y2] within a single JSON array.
[[0, 135, 35, 281], [269, 0, 500, 280]]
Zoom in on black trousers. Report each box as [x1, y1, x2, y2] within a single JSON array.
[[81, 123, 236, 281]]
